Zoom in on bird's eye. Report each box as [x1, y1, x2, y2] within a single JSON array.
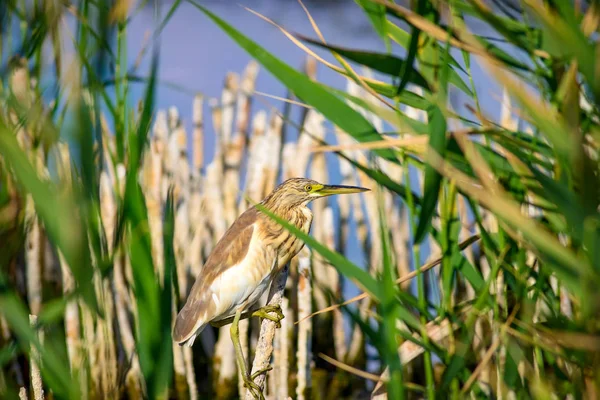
[[305, 185, 312, 192]]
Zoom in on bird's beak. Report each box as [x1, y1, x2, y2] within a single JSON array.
[[316, 184, 370, 197]]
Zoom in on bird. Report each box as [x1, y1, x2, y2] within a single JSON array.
[[173, 177, 369, 398]]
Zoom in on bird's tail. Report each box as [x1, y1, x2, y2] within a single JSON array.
[[175, 323, 206, 348]]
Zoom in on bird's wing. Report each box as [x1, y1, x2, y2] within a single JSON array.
[[173, 207, 259, 343]]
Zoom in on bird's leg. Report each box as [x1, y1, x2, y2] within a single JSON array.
[[251, 304, 284, 328], [210, 310, 253, 328], [230, 308, 264, 400]]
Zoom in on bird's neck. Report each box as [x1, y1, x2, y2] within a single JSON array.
[[259, 204, 313, 235]]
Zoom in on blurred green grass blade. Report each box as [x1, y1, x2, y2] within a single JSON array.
[[355, 0, 390, 49], [414, 105, 447, 243], [456, 252, 484, 292], [429, 227, 486, 293], [441, 190, 459, 309], [530, 167, 585, 243], [377, 192, 405, 400], [129, 48, 159, 171], [0, 121, 98, 312], [154, 186, 175, 397], [385, 17, 466, 74], [474, 35, 532, 72], [71, 96, 108, 283], [324, 86, 429, 132], [583, 217, 600, 274], [126, 181, 160, 397], [530, 2, 598, 101], [123, 27, 163, 398], [38, 297, 70, 325], [395, 19, 421, 97], [467, 0, 537, 55], [299, 35, 429, 90], [255, 203, 381, 300], [165, 187, 180, 303], [446, 67, 473, 97], [156, 0, 184, 41], [317, 75, 430, 109], [190, 1, 398, 164]]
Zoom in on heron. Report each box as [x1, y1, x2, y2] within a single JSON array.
[[173, 177, 369, 398]]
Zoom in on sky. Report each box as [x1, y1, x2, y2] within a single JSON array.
[[127, 0, 506, 161]]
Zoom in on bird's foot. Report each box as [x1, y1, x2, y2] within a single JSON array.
[[252, 305, 284, 328], [243, 374, 265, 400]]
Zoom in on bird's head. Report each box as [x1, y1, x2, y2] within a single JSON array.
[[261, 177, 369, 210]]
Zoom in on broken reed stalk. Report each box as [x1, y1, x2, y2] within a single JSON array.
[[245, 264, 290, 400]]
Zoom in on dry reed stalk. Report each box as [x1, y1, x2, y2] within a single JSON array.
[[323, 206, 347, 360], [243, 111, 268, 207], [174, 174, 191, 301], [245, 264, 290, 400], [165, 106, 195, 399], [281, 141, 313, 400], [305, 110, 331, 316], [172, 313, 188, 400], [209, 100, 238, 397], [328, 129, 355, 362], [380, 161, 409, 281], [29, 315, 43, 400], [18, 387, 27, 400], [193, 95, 204, 171], [220, 72, 259, 384], [277, 296, 291, 400], [263, 113, 283, 195], [189, 96, 207, 287], [97, 154, 121, 398], [205, 140, 227, 240], [241, 109, 281, 397], [187, 181, 206, 281], [333, 124, 370, 259], [81, 282, 99, 399], [222, 72, 241, 226], [295, 253, 312, 400], [146, 113, 167, 282], [260, 112, 284, 399], [221, 73, 237, 146], [98, 279, 118, 398], [230, 61, 258, 210], [219, 72, 250, 398], [182, 345, 198, 400]]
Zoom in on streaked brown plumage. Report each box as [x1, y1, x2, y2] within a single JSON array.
[[173, 177, 368, 398]]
